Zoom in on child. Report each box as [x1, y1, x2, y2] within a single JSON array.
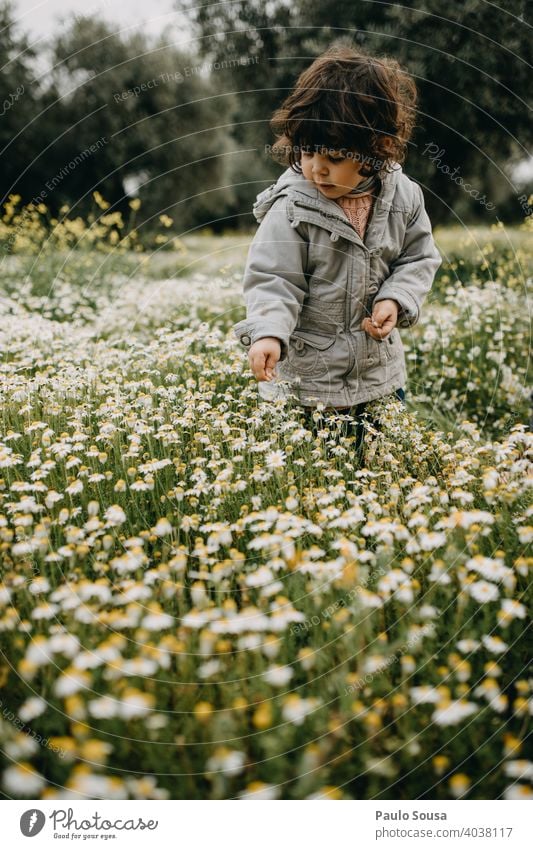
[[233, 40, 442, 446]]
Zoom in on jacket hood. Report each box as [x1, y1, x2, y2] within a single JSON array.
[[252, 163, 403, 223]]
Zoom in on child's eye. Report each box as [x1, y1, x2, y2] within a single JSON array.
[[328, 155, 345, 162]]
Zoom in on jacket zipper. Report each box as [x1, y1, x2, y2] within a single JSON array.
[[292, 198, 384, 382], [344, 247, 372, 379], [345, 247, 356, 379]]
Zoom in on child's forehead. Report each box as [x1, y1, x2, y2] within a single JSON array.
[[300, 141, 358, 156], [293, 120, 361, 155]]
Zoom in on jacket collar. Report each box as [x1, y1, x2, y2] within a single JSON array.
[[252, 163, 402, 251]]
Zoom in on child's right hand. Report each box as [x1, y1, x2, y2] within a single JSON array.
[[248, 337, 281, 382]]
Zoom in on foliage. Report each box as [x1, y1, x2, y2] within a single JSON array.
[[0, 5, 236, 230], [182, 0, 533, 225]]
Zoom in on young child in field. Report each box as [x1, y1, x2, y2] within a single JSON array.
[[233, 40, 442, 448]]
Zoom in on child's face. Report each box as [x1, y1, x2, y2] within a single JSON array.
[[300, 146, 367, 198]]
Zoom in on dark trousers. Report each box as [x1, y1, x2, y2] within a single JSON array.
[[300, 387, 406, 458]]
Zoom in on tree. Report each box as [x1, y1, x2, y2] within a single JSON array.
[[48, 17, 238, 230], [0, 1, 62, 207], [0, 7, 237, 232]]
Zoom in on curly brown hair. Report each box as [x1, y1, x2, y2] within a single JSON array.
[[270, 40, 418, 178]]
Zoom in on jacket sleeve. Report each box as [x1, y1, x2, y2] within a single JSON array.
[[372, 183, 442, 328], [232, 197, 309, 361]]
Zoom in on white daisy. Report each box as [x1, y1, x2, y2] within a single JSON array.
[[18, 696, 47, 722], [499, 599, 527, 622], [456, 638, 481, 653], [432, 700, 479, 726], [141, 612, 174, 631], [467, 580, 500, 603], [503, 784, 533, 800], [503, 760, 533, 780], [262, 664, 294, 687], [2, 763, 45, 796], [410, 686, 441, 705], [104, 504, 127, 526], [206, 748, 246, 777], [481, 635, 509, 654]]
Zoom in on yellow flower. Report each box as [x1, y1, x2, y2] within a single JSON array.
[[159, 214, 173, 228], [401, 655, 416, 673], [71, 721, 90, 739], [297, 647, 315, 670], [432, 755, 449, 775], [79, 739, 113, 764], [253, 702, 272, 730], [129, 198, 141, 210], [194, 701, 213, 723], [262, 634, 281, 658], [64, 696, 86, 720], [513, 697, 528, 715], [18, 658, 36, 679], [327, 716, 343, 734], [315, 785, 343, 799], [241, 781, 278, 799], [455, 660, 471, 681], [363, 711, 382, 731], [333, 607, 350, 624], [503, 734, 522, 757], [93, 190, 110, 210], [50, 737, 77, 760], [337, 559, 358, 587]]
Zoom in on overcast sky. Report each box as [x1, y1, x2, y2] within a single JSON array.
[[14, 0, 190, 44]]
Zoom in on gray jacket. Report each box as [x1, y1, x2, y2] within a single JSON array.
[[233, 162, 442, 408]]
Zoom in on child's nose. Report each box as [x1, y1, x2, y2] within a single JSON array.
[[312, 157, 329, 174]]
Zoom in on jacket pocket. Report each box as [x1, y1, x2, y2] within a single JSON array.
[[363, 328, 403, 371], [383, 327, 402, 361], [363, 333, 389, 369], [287, 329, 336, 375]]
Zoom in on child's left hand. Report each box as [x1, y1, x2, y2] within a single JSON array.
[[361, 298, 399, 340]]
